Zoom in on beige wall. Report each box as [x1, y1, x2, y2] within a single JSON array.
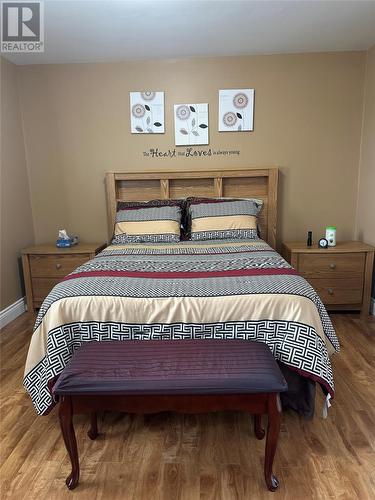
[[0, 57, 34, 310], [356, 45, 375, 245], [17, 51, 366, 247], [356, 45, 375, 297]]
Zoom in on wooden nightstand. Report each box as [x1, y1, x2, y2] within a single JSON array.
[[282, 241, 374, 317], [21, 243, 106, 312]]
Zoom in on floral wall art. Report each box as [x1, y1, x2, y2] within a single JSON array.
[[174, 103, 209, 146], [130, 91, 165, 133], [218, 89, 254, 132]]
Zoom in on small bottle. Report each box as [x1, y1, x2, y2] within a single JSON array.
[[307, 231, 312, 247], [325, 226, 336, 247]]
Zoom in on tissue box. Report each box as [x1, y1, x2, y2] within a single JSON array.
[[56, 238, 72, 248]]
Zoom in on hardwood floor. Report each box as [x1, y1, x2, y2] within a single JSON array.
[[0, 312, 374, 499]]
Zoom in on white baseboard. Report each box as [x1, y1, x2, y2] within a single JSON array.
[[371, 298, 375, 316], [0, 297, 26, 329]]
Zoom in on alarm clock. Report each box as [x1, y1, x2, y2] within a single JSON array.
[[318, 238, 329, 249]]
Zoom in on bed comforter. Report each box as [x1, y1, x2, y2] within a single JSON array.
[[24, 239, 339, 415]]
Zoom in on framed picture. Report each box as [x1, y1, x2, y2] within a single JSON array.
[[130, 91, 164, 133], [174, 103, 209, 146], [218, 89, 254, 131]]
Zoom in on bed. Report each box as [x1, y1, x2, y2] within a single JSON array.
[[23, 168, 339, 417]]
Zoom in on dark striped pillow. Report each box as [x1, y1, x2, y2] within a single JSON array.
[[112, 202, 182, 244], [188, 198, 262, 241]]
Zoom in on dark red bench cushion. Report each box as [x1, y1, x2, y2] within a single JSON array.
[[53, 340, 288, 396]]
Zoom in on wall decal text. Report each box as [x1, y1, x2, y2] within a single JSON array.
[[142, 147, 240, 159]]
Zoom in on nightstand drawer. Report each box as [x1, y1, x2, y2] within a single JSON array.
[[299, 253, 365, 279], [308, 278, 363, 305], [30, 254, 91, 277], [32, 278, 62, 303]]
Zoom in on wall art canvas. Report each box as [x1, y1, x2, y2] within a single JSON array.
[[174, 103, 209, 146], [218, 89, 254, 132], [130, 91, 164, 133]]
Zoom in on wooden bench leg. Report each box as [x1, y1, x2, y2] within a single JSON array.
[[59, 396, 80, 490], [254, 414, 265, 439], [264, 393, 281, 492], [88, 412, 98, 440]]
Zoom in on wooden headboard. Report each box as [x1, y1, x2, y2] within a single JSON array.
[[105, 168, 278, 248]]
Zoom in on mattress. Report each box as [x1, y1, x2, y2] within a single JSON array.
[[24, 238, 339, 415]]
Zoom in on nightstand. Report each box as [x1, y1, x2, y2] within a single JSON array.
[[282, 241, 374, 317], [21, 243, 106, 312]]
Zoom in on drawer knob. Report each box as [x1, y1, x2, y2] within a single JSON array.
[[55, 263, 62, 270], [327, 288, 334, 295], [329, 263, 336, 270]]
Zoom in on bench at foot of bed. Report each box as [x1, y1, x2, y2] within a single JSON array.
[[53, 340, 288, 492]]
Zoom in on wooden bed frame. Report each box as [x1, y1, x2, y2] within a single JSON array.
[[105, 168, 278, 248]]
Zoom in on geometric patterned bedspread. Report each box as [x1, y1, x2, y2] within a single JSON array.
[[23, 239, 340, 415]]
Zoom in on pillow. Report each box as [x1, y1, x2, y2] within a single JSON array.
[[184, 196, 239, 238], [112, 202, 182, 244], [188, 197, 263, 241], [116, 198, 187, 237]]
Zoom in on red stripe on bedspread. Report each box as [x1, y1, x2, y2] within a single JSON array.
[[63, 268, 298, 281]]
